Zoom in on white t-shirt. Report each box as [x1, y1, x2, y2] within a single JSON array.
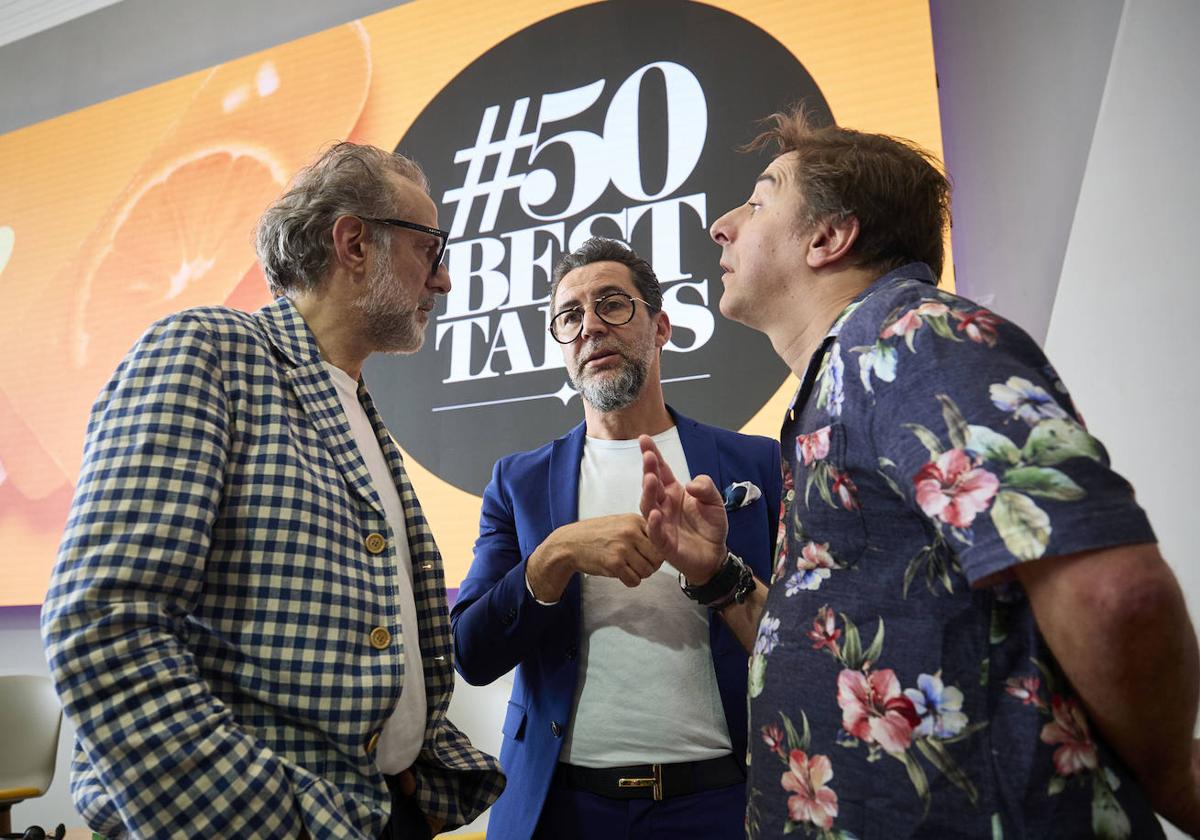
[[324, 363, 426, 774], [559, 426, 732, 767]]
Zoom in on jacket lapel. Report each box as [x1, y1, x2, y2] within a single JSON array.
[[548, 420, 585, 531], [671, 406, 722, 490], [548, 421, 586, 614], [258, 298, 386, 519]]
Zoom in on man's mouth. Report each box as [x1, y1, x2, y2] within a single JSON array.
[[583, 347, 621, 367], [720, 261, 733, 275]]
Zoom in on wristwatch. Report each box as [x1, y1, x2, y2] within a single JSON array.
[[679, 550, 755, 610]]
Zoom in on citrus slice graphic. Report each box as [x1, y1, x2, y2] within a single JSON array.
[[71, 145, 286, 366]]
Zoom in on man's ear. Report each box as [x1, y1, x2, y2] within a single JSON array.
[[331, 215, 370, 276], [806, 215, 860, 270], [653, 307, 672, 350]]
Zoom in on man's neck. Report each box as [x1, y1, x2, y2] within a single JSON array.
[[765, 265, 879, 379], [290, 282, 370, 380], [582, 382, 674, 441]]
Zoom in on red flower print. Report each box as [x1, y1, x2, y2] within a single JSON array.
[[796, 426, 831, 466], [881, 309, 922, 340], [781, 749, 839, 830], [881, 302, 949, 341], [913, 449, 999, 528], [837, 668, 921, 755], [831, 470, 860, 511], [761, 724, 786, 756], [1004, 675, 1045, 709], [1040, 695, 1098, 776], [953, 309, 1002, 346], [807, 606, 841, 655], [800, 541, 836, 570]]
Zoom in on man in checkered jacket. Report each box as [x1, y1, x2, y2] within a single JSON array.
[[41, 143, 503, 840]]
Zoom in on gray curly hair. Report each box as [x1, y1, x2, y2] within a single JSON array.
[[255, 142, 428, 297]]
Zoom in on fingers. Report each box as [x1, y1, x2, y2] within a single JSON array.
[[687, 474, 724, 506], [645, 507, 670, 552], [639, 434, 678, 487], [640, 470, 663, 519]]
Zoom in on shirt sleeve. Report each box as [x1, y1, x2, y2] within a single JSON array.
[[853, 286, 1155, 585]]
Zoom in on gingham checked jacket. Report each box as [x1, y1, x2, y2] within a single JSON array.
[[41, 298, 503, 839]]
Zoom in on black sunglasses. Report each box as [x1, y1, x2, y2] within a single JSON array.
[[361, 217, 449, 276]]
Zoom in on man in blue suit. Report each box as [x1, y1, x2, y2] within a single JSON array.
[[451, 237, 782, 839]]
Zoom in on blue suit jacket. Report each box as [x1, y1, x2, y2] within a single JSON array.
[[450, 408, 781, 840]]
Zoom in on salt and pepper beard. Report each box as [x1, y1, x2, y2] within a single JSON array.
[[352, 240, 430, 354], [566, 338, 652, 412]]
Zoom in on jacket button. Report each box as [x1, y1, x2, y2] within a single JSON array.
[[365, 533, 387, 554], [366, 731, 380, 753], [369, 626, 392, 649], [551, 721, 562, 737], [566, 644, 577, 661]]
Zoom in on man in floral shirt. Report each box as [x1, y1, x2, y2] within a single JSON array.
[[639, 109, 1200, 838]]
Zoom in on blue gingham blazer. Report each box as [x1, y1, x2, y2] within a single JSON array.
[[41, 298, 503, 839]]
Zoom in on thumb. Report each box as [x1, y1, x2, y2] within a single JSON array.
[[686, 474, 723, 505]]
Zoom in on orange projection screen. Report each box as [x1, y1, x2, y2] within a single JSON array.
[[0, 0, 943, 606]]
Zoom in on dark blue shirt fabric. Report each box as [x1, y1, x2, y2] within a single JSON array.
[[746, 264, 1162, 839]]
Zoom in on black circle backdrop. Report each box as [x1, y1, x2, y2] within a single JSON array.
[[368, 0, 832, 494]]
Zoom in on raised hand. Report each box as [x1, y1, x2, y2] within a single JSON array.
[[638, 434, 728, 584]]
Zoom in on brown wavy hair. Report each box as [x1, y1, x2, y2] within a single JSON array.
[[744, 106, 951, 279]]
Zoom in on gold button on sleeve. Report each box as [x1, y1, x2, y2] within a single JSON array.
[[369, 626, 392, 649], [364, 533, 387, 554]]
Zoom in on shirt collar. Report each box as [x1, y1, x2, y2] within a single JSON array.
[[824, 261, 937, 342], [786, 262, 937, 418]]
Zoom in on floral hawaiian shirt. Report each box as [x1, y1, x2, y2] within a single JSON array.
[[746, 264, 1162, 839]]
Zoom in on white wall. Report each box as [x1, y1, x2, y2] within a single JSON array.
[[1044, 4, 1200, 833], [929, 0, 1124, 343]]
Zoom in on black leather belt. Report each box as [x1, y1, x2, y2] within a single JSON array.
[[553, 754, 745, 801]]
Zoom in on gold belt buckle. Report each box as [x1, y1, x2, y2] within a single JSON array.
[[617, 763, 663, 801]]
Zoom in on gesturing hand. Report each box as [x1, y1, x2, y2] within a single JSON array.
[[638, 434, 728, 584], [527, 513, 663, 602]]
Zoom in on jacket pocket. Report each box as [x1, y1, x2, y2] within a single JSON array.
[[501, 700, 527, 741]]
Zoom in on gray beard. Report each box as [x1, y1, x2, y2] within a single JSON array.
[[570, 354, 648, 412], [354, 245, 425, 354]]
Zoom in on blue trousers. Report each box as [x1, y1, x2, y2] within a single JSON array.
[[531, 778, 745, 840]]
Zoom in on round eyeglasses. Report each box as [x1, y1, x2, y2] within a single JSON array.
[[548, 292, 653, 344]]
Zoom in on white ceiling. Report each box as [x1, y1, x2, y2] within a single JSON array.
[[0, 0, 123, 48]]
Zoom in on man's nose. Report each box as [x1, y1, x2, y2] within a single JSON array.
[[579, 306, 610, 339], [429, 260, 451, 294], [710, 207, 736, 244]]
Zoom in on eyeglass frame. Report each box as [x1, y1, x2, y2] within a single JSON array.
[[548, 291, 655, 344], [360, 217, 449, 276]]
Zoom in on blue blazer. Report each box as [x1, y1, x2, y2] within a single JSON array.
[[450, 407, 781, 840]]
